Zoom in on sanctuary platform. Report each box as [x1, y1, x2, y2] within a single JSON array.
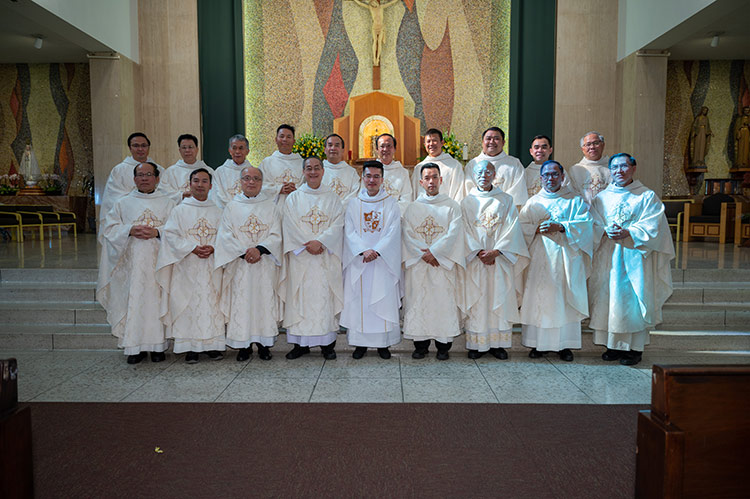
[[1, 233, 749, 404]]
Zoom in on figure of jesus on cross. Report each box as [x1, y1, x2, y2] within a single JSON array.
[[349, 0, 398, 66]]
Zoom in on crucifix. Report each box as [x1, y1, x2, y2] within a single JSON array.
[[348, 0, 399, 89]]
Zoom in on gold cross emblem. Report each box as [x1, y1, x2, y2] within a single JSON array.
[[475, 210, 499, 232], [329, 177, 347, 197], [275, 169, 299, 185], [134, 209, 164, 228], [384, 178, 398, 197], [363, 210, 382, 232], [188, 217, 217, 245], [228, 179, 242, 196], [301, 206, 329, 234], [239, 214, 269, 242], [586, 173, 607, 196], [415, 215, 444, 245]]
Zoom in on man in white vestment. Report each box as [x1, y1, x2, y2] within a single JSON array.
[[568, 131, 610, 205], [160, 134, 214, 202], [461, 161, 529, 360], [211, 134, 253, 209], [281, 156, 345, 360], [519, 160, 594, 362], [97, 162, 176, 364], [215, 166, 282, 362], [525, 135, 553, 198], [376, 133, 413, 212], [258, 124, 304, 204], [322, 133, 359, 203], [98, 132, 163, 239], [588, 153, 674, 366], [403, 163, 465, 360], [342, 161, 402, 360], [156, 168, 225, 363], [411, 128, 465, 202], [464, 127, 528, 209]]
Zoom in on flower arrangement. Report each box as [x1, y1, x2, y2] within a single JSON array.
[[292, 133, 326, 160], [0, 174, 22, 195], [442, 131, 463, 160], [38, 173, 63, 194]]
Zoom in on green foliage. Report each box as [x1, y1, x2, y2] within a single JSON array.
[[442, 131, 464, 160], [293, 133, 327, 160]]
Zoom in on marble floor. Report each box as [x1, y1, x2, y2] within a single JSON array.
[[3, 348, 749, 404]]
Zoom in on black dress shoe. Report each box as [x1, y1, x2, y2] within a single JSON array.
[[206, 350, 224, 361], [377, 347, 391, 359], [602, 348, 623, 361], [286, 345, 310, 360], [528, 348, 543, 359], [352, 347, 367, 359], [467, 349, 484, 359], [436, 350, 450, 361], [620, 350, 643, 366], [490, 347, 508, 360], [558, 348, 574, 362], [412, 349, 426, 359], [150, 351, 166, 363], [321, 342, 337, 360], [127, 352, 147, 364], [256, 344, 272, 361], [186, 351, 199, 364], [236, 348, 251, 362]]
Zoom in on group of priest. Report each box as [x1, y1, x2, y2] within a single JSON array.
[[95, 126, 674, 366]]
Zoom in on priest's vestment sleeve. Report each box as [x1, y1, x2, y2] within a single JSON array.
[[402, 194, 465, 271]]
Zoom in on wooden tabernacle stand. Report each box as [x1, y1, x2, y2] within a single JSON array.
[[635, 365, 750, 498]]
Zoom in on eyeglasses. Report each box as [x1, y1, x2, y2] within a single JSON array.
[[541, 172, 561, 179], [363, 174, 382, 180], [240, 176, 262, 182], [583, 140, 603, 148], [135, 173, 156, 178], [304, 166, 323, 172], [609, 164, 632, 172]]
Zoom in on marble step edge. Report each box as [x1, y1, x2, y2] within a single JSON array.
[[0, 301, 103, 310], [662, 302, 750, 310], [0, 268, 98, 282], [671, 268, 750, 284], [0, 281, 96, 289]]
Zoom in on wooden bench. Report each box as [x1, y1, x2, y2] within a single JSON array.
[[635, 365, 750, 498], [0, 204, 77, 240]]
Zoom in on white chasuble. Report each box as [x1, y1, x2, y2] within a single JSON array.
[[323, 160, 360, 203], [211, 159, 251, 209], [588, 181, 674, 351], [411, 153, 466, 202], [382, 160, 413, 213], [402, 193, 465, 341], [215, 191, 283, 348], [341, 188, 403, 347], [519, 187, 594, 351], [98, 156, 163, 241], [525, 162, 543, 199], [97, 190, 176, 355], [568, 156, 611, 205], [160, 160, 214, 202], [156, 197, 225, 353], [464, 152, 528, 207], [461, 187, 529, 350], [258, 150, 304, 204], [280, 184, 344, 345]]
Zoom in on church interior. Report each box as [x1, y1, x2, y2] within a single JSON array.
[[1, 0, 749, 496]]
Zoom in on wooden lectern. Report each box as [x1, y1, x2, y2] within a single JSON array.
[[635, 365, 750, 498]]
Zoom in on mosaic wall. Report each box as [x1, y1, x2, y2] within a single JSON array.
[[243, 0, 510, 164], [663, 60, 750, 196], [0, 63, 92, 195]]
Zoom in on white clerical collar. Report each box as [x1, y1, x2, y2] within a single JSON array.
[[131, 188, 169, 199], [357, 187, 388, 203], [175, 159, 206, 170], [323, 160, 349, 170], [182, 196, 216, 208], [608, 179, 644, 194], [271, 150, 302, 161], [125, 156, 156, 166], [233, 191, 270, 204], [221, 159, 251, 170], [526, 161, 542, 169], [425, 152, 451, 163], [578, 156, 609, 167], [382, 160, 402, 170], [417, 192, 449, 204], [299, 183, 332, 195], [470, 186, 501, 198], [538, 185, 574, 199]]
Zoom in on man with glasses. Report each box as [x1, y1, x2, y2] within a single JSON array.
[[281, 156, 345, 360], [588, 153, 674, 366], [212, 134, 253, 209], [215, 166, 282, 362], [341, 161, 402, 360], [568, 131, 610, 205], [519, 160, 594, 362], [461, 160, 529, 360], [97, 162, 176, 364], [99, 132, 163, 237], [375, 133, 412, 213], [160, 134, 214, 202]]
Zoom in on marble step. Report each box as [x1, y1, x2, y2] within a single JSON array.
[[0, 301, 106, 325], [660, 303, 750, 328], [0, 282, 97, 301], [671, 267, 750, 284], [0, 268, 98, 283]]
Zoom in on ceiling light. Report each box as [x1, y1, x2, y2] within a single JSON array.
[[710, 35, 719, 48], [33, 36, 43, 49]]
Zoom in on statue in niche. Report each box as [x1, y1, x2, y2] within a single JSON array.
[[689, 106, 712, 167], [20, 142, 41, 186], [734, 106, 750, 168], [348, 0, 398, 66]]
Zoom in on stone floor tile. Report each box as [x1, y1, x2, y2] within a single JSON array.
[[310, 378, 403, 403]]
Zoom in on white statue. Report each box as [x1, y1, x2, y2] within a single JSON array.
[[20, 143, 41, 187]]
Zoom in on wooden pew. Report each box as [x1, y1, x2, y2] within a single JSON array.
[[635, 365, 750, 498]]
